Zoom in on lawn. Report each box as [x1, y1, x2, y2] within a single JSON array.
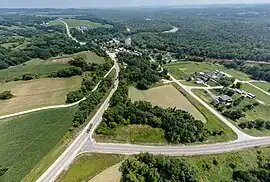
[[0, 76, 81, 115], [48, 19, 112, 29], [165, 61, 251, 81], [252, 82, 270, 93], [0, 58, 70, 83], [242, 83, 270, 105], [193, 88, 270, 137], [57, 153, 123, 182], [0, 106, 77, 182], [184, 147, 270, 182], [129, 84, 206, 123], [94, 125, 167, 145]]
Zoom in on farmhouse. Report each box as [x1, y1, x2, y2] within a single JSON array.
[[215, 95, 233, 104]]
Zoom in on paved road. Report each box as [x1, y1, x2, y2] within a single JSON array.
[[37, 52, 119, 182], [59, 19, 86, 45], [0, 67, 114, 120]]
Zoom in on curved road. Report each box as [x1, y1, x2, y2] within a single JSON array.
[[37, 21, 270, 182], [0, 66, 115, 120]]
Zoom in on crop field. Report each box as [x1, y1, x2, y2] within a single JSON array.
[[0, 59, 70, 83], [57, 153, 123, 182], [129, 84, 206, 123], [0, 77, 81, 115], [252, 82, 270, 93], [0, 106, 77, 182], [165, 61, 251, 81], [48, 19, 112, 29]]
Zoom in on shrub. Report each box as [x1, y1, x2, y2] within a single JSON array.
[[0, 90, 13, 100]]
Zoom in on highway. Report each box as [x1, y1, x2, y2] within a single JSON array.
[[37, 52, 119, 182], [37, 21, 270, 182]]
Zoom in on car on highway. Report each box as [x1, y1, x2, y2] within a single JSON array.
[[86, 124, 93, 133]]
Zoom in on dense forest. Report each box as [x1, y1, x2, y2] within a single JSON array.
[[120, 153, 197, 182]]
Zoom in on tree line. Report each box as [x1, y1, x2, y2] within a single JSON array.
[[239, 119, 270, 131]]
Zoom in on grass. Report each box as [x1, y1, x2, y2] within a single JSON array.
[[193, 88, 270, 137], [165, 61, 251, 81], [165, 62, 222, 79], [0, 59, 70, 83], [252, 82, 270, 93], [0, 106, 77, 182], [48, 19, 112, 29], [72, 51, 105, 64], [242, 83, 270, 105], [184, 147, 270, 182], [173, 84, 236, 143], [94, 125, 167, 145], [89, 162, 122, 182], [57, 153, 124, 182], [0, 77, 81, 115], [129, 84, 206, 123]]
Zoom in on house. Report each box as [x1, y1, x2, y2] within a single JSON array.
[[218, 95, 233, 103], [78, 25, 89, 31], [195, 80, 204, 85]]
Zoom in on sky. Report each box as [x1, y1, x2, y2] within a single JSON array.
[[0, 0, 270, 8]]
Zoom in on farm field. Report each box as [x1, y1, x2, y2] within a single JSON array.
[[57, 153, 124, 182], [252, 82, 270, 93], [0, 106, 77, 182], [72, 51, 105, 64], [129, 84, 206, 122], [165, 61, 251, 81], [48, 19, 112, 29], [0, 76, 81, 115], [0, 58, 70, 83]]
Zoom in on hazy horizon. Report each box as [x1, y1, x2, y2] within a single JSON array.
[[0, 0, 270, 8]]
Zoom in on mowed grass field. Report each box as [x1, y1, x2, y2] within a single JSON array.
[[72, 51, 105, 64], [129, 84, 206, 123], [0, 76, 81, 115], [165, 61, 251, 81], [242, 83, 270, 105], [0, 106, 77, 182], [252, 82, 270, 93], [57, 153, 124, 182], [48, 19, 112, 29]]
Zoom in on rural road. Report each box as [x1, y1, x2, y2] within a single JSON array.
[[36, 23, 270, 182], [59, 19, 86, 45], [37, 52, 120, 182], [0, 66, 115, 120]]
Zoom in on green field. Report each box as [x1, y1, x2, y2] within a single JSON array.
[[0, 76, 81, 115], [0, 58, 70, 83], [165, 61, 251, 81], [242, 83, 270, 105], [57, 153, 123, 182], [129, 84, 206, 122], [252, 82, 270, 93], [184, 147, 270, 182], [193, 88, 270, 136], [94, 125, 167, 145], [0, 106, 77, 182], [48, 19, 112, 29], [72, 51, 105, 64]]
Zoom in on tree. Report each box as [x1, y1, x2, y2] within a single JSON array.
[[0, 90, 13, 100]]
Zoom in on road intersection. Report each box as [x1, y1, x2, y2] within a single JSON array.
[[35, 21, 270, 181]]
